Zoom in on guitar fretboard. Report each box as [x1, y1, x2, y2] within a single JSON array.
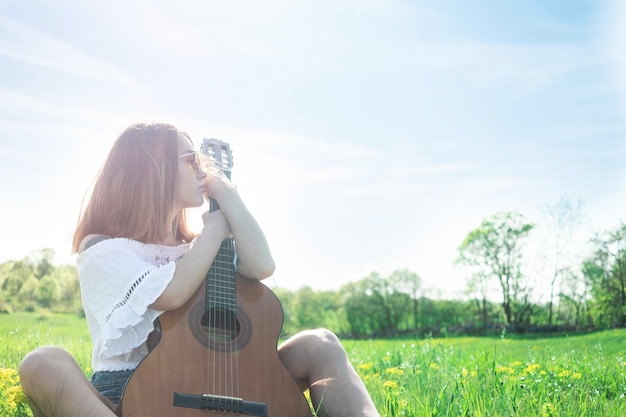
[[205, 236, 237, 311]]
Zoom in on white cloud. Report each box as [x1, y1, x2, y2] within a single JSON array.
[[0, 14, 142, 89], [456, 177, 530, 196], [0, 89, 123, 127], [389, 163, 480, 178], [606, 0, 626, 118]]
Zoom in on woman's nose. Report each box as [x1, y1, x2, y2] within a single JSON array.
[[197, 168, 208, 179]]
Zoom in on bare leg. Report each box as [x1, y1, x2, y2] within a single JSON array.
[[278, 329, 380, 417], [18, 346, 117, 417]]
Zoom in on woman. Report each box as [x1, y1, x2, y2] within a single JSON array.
[[18, 121, 380, 417]]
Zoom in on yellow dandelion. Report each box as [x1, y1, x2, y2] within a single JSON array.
[[429, 363, 440, 370], [523, 363, 541, 374], [358, 362, 373, 372], [0, 367, 19, 381], [572, 372, 582, 379], [558, 370, 571, 378], [511, 360, 523, 367], [6, 385, 24, 409], [385, 367, 404, 376], [383, 380, 398, 389], [496, 365, 514, 374]]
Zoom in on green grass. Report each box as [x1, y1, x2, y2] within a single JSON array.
[[2, 313, 626, 416], [0, 311, 91, 372], [348, 333, 626, 416]]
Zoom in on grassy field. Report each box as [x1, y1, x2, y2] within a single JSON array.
[[1, 312, 626, 416]]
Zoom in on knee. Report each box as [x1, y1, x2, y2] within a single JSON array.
[[298, 328, 346, 360], [19, 346, 73, 390], [308, 328, 341, 345]]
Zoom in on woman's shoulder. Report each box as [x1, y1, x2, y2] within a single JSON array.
[[78, 234, 112, 253], [78, 235, 190, 259]]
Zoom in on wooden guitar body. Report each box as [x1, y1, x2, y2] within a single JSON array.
[[118, 275, 311, 417]]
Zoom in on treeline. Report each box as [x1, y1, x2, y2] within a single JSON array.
[[1, 202, 625, 338], [274, 270, 476, 338], [286, 201, 626, 337], [0, 248, 81, 314]]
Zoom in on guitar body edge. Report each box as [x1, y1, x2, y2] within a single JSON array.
[[118, 276, 312, 417]]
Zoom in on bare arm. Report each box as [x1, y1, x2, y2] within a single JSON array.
[[205, 170, 275, 281], [151, 210, 231, 311], [152, 170, 274, 311]]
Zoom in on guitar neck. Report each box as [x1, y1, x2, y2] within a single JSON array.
[[206, 197, 237, 311], [202, 138, 237, 312]]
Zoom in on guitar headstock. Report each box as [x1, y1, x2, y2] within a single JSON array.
[[201, 138, 233, 176]]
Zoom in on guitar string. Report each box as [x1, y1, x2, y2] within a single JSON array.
[[204, 142, 240, 412], [208, 237, 240, 404], [226, 240, 239, 402]]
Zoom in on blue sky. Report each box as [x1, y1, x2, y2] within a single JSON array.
[[1, 0, 625, 296]]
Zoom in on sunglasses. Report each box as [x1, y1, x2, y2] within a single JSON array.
[[178, 152, 203, 173]]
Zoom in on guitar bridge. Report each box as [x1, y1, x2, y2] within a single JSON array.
[[173, 392, 267, 416]]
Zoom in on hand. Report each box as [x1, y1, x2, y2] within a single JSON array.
[[202, 169, 236, 201], [201, 209, 232, 241]]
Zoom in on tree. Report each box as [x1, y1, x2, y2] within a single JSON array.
[[389, 269, 422, 329], [29, 248, 56, 279], [541, 196, 584, 326], [36, 275, 59, 308], [465, 268, 493, 334], [293, 286, 343, 332], [17, 276, 39, 310], [342, 277, 384, 337], [341, 271, 413, 337], [1, 261, 34, 297], [0, 252, 81, 313], [274, 286, 346, 336], [558, 266, 591, 327], [55, 265, 81, 313], [585, 222, 626, 327], [457, 212, 534, 330]]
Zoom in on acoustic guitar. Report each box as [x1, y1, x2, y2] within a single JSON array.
[[118, 139, 312, 417]]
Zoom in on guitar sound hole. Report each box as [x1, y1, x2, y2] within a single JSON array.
[[201, 308, 241, 342], [189, 302, 252, 351]]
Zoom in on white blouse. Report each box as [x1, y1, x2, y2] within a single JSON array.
[[77, 238, 190, 372]]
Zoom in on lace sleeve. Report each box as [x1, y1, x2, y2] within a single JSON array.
[[78, 239, 177, 358]]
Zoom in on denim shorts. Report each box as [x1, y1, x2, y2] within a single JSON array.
[[90, 370, 133, 405]]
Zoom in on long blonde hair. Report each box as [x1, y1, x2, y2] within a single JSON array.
[[72, 121, 196, 252]]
